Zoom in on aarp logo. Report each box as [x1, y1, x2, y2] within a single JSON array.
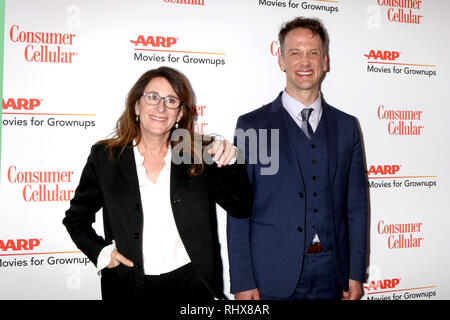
[[130, 35, 178, 48], [2, 98, 42, 110], [364, 50, 401, 61], [0, 238, 41, 251], [367, 164, 401, 176], [364, 278, 401, 291]]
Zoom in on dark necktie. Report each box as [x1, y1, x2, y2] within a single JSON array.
[[300, 108, 314, 140]]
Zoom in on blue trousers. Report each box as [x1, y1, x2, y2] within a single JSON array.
[[261, 250, 342, 300]]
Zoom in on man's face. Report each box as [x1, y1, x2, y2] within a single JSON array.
[[278, 27, 328, 100]]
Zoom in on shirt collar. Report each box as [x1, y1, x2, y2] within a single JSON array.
[[133, 140, 172, 185], [281, 90, 322, 116], [133, 141, 172, 166]]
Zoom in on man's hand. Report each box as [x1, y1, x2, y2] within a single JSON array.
[[207, 139, 237, 167], [342, 279, 364, 300], [106, 249, 134, 268], [234, 288, 261, 300]]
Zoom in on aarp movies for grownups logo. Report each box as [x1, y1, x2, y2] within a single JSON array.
[[367, 163, 437, 190], [0, 237, 90, 270], [259, 0, 340, 14], [364, 49, 437, 77], [130, 34, 226, 67], [2, 96, 96, 130], [364, 274, 437, 300]]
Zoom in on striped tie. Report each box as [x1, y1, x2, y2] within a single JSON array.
[[300, 108, 314, 140]]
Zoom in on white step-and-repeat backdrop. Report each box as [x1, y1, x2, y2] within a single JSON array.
[[1, 0, 449, 300]]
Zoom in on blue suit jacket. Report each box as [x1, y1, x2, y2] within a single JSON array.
[[227, 92, 368, 297]]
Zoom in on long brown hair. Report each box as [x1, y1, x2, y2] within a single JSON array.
[[99, 66, 206, 176]]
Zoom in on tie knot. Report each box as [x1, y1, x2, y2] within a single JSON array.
[[300, 108, 313, 122]]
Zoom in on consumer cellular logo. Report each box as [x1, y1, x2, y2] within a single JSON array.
[[9, 25, 78, 63], [270, 41, 281, 57], [163, 0, 205, 5], [377, 105, 424, 136], [377, 0, 424, 24], [7, 166, 75, 202], [377, 220, 424, 249]]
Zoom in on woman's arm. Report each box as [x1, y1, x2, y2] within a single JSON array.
[[62, 145, 110, 266]]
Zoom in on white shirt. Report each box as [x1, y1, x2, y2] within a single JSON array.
[[97, 144, 191, 275], [281, 90, 323, 132]]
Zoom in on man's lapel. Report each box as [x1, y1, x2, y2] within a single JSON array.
[[322, 101, 338, 185], [269, 93, 301, 175]]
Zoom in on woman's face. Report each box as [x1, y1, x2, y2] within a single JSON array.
[[135, 77, 183, 140]]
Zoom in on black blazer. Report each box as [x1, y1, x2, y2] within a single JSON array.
[[63, 143, 252, 300]]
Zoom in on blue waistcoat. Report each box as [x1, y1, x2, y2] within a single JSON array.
[[284, 110, 333, 252]]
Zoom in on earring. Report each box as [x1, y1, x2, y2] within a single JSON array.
[[136, 115, 139, 122], [175, 122, 179, 129]]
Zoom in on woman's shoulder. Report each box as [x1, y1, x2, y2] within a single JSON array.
[[89, 139, 133, 161]]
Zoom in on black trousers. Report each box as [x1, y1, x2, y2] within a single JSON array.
[[144, 263, 213, 300]]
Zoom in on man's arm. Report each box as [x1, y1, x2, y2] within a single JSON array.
[[345, 119, 369, 298], [227, 116, 259, 297]]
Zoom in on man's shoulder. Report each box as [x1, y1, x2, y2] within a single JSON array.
[[237, 94, 282, 127], [324, 101, 357, 123], [239, 105, 270, 120]]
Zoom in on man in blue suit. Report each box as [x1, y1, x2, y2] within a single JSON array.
[[227, 17, 368, 300]]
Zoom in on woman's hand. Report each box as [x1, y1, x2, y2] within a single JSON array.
[[106, 249, 134, 268], [207, 139, 237, 167]]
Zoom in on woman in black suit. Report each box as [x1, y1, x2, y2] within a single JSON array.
[[63, 66, 252, 301]]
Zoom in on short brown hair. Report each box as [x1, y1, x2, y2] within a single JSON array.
[[278, 17, 329, 56]]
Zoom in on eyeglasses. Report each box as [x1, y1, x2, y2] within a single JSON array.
[[142, 92, 182, 109]]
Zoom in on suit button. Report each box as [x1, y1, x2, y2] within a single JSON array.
[[134, 204, 140, 211], [298, 192, 304, 198], [297, 227, 303, 232], [311, 144, 316, 149], [312, 176, 317, 180], [132, 233, 140, 239], [172, 198, 182, 204], [134, 262, 142, 269], [312, 160, 317, 164], [313, 192, 318, 197], [314, 208, 318, 213]]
